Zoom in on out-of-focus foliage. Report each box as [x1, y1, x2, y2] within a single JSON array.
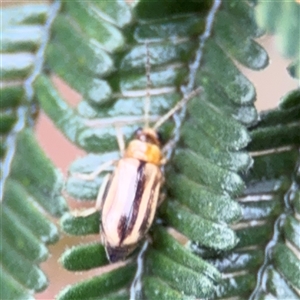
[[33, 0, 273, 298], [256, 0, 300, 78], [1, 3, 67, 299], [1, 1, 299, 299], [207, 88, 300, 299]]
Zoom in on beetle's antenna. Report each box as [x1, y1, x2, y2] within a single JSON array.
[[144, 42, 151, 128], [153, 87, 202, 130]]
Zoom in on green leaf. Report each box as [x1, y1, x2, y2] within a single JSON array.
[[273, 243, 300, 291], [4, 179, 59, 244], [60, 243, 108, 271], [1, 53, 34, 80], [66, 152, 118, 200], [60, 211, 99, 236], [214, 10, 268, 70], [51, 15, 114, 76], [57, 263, 136, 300], [0, 270, 35, 300], [256, 1, 300, 58], [172, 149, 245, 196], [1, 131, 67, 297], [161, 200, 238, 251], [151, 227, 221, 283], [145, 249, 213, 298], [166, 172, 241, 224], [10, 130, 68, 217], [143, 276, 191, 300], [264, 267, 300, 299], [2, 4, 48, 25], [34, 0, 271, 298], [4, 0, 299, 299], [256, 0, 300, 78], [206, 88, 300, 299], [287, 59, 300, 79], [1, 3, 67, 298], [2, 25, 43, 52], [63, 1, 125, 52], [1, 238, 48, 291], [0, 85, 24, 109]]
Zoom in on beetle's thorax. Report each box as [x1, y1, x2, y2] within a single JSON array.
[[124, 128, 162, 165]]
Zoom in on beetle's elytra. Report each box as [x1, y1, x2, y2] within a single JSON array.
[[97, 84, 200, 262], [77, 43, 201, 262], [101, 128, 164, 262]]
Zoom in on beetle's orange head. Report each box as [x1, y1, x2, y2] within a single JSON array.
[[134, 127, 162, 146]]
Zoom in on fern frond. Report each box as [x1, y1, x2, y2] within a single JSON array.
[[32, 0, 270, 298], [246, 89, 300, 299], [206, 88, 300, 299], [255, 0, 300, 78], [1, 3, 67, 298]]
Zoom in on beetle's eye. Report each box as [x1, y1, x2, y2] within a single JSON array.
[[134, 127, 143, 138], [156, 131, 164, 144]]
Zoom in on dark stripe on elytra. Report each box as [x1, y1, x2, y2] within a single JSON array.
[[118, 161, 146, 244], [139, 175, 160, 234], [106, 244, 133, 263], [117, 215, 129, 244]]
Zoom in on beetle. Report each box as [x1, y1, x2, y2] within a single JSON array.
[[100, 127, 164, 262], [97, 87, 201, 262], [74, 43, 201, 262]]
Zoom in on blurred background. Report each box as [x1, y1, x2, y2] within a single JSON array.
[[34, 34, 298, 300], [2, 1, 299, 299]]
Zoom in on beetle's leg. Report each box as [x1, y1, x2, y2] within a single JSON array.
[[161, 138, 176, 162], [152, 87, 202, 130], [95, 174, 111, 210], [73, 159, 116, 181], [73, 125, 124, 181], [157, 192, 166, 207], [158, 88, 202, 162], [157, 174, 166, 207], [159, 155, 168, 165], [71, 174, 111, 217], [115, 125, 125, 156], [72, 207, 98, 217]]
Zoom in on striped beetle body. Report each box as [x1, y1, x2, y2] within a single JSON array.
[[101, 128, 164, 262], [71, 42, 200, 262]]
